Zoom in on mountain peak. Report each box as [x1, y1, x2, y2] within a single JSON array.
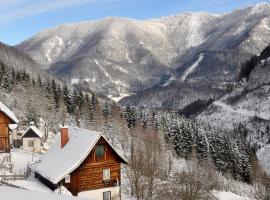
[[255, 2, 270, 7], [252, 1, 270, 10]]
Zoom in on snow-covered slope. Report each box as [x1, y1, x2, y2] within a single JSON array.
[[17, 4, 270, 101], [197, 45, 270, 174]]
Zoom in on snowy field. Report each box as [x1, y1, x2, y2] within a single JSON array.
[[0, 148, 49, 191], [0, 149, 40, 176], [11, 149, 40, 175]]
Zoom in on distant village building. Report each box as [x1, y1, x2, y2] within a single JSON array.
[[31, 127, 127, 200], [21, 125, 44, 153], [0, 101, 18, 152]]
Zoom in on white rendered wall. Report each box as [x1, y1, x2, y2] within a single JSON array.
[[78, 186, 120, 200], [22, 138, 41, 153]]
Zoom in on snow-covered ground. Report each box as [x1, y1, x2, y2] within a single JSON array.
[[4, 176, 51, 192], [0, 187, 88, 200], [11, 149, 40, 175], [213, 191, 252, 200], [0, 149, 40, 176], [0, 149, 48, 191]]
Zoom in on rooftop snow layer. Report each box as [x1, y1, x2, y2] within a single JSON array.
[[0, 101, 18, 124]]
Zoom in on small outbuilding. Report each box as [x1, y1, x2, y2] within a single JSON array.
[[21, 125, 44, 153]]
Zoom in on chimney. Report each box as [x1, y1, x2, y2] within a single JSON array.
[[61, 127, 69, 148]]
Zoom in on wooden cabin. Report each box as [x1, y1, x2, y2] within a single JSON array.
[[21, 125, 44, 153], [0, 102, 18, 152], [31, 127, 127, 200]]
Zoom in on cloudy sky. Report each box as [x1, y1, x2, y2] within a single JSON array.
[[0, 0, 267, 45]]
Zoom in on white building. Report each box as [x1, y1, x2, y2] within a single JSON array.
[[21, 125, 44, 153]]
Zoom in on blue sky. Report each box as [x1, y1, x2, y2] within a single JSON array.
[[0, 0, 268, 45]]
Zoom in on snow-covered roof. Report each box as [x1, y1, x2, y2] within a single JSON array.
[[0, 187, 89, 200], [31, 127, 127, 184], [0, 101, 18, 124], [21, 125, 44, 139]]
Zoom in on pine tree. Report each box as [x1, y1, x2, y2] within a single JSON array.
[[124, 105, 136, 129], [102, 101, 111, 121], [194, 127, 208, 160], [177, 124, 193, 159], [62, 85, 72, 113]]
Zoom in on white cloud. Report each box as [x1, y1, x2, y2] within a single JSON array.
[[0, 0, 117, 24]]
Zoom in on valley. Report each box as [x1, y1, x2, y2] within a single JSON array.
[[0, 2, 270, 200]]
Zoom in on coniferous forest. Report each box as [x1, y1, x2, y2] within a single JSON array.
[[0, 59, 269, 199]]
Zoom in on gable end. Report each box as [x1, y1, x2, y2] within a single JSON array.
[[22, 129, 41, 138]]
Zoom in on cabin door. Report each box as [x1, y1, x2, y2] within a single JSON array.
[[0, 126, 9, 151]]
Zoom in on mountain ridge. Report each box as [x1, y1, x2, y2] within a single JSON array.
[[16, 3, 270, 104]]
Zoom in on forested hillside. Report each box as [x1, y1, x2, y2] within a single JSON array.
[[198, 44, 270, 178], [1, 56, 269, 199]]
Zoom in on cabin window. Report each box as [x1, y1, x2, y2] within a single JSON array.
[[103, 191, 111, 200], [28, 140, 34, 147], [103, 169, 110, 181], [65, 175, 71, 183], [96, 145, 105, 157]]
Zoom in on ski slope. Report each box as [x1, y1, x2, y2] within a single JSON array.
[[181, 53, 204, 81]]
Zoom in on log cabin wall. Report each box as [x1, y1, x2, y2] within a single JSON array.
[[0, 111, 12, 152], [64, 137, 122, 196]]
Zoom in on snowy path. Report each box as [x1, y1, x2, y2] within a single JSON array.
[[213, 101, 269, 120], [181, 53, 204, 81]]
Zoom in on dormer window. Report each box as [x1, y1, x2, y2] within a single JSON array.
[[96, 145, 105, 157]]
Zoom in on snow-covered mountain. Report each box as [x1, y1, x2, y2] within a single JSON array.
[[17, 3, 270, 102]]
